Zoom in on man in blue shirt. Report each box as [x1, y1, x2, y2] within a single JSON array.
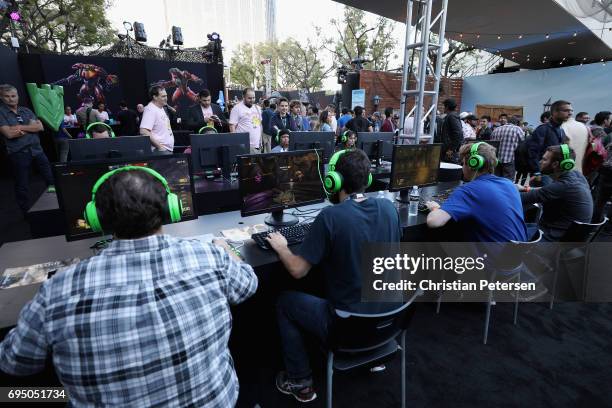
[[426, 141, 527, 242], [336, 107, 353, 132], [0, 84, 54, 215], [266, 149, 401, 403]]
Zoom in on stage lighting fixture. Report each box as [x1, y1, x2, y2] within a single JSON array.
[[172, 26, 183, 45], [336, 66, 348, 84], [207, 32, 221, 41], [133, 21, 147, 42]]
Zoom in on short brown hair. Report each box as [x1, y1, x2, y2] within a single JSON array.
[[459, 142, 498, 174], [289, 100, 301, 110], [546, 144, 575, 164]]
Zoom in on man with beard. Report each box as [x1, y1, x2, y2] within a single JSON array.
[[229, 88, 263, 154]]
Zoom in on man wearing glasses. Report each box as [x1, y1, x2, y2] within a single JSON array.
[[0, 84, 54, 216]]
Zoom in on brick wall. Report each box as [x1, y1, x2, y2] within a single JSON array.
[[358, 70, 463, 115]]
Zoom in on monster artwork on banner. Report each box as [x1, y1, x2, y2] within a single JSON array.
[[151, 68, 203, 105], [52, 63, 119, 104]]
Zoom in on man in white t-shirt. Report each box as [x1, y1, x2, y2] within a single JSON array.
[[229, 88, 262, 154], [140, 86, 174, 153]]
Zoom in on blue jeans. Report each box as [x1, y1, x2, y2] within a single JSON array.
[[9, 149, 54, 213], [276, 291, 332, 380]]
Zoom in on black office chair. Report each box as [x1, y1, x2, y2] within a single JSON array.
[[482, 229, 544, 344], [325, 291, 420, 408], [549, 217, 608, 309]]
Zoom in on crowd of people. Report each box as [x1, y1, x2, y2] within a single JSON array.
[[1, 80, 612, 405]]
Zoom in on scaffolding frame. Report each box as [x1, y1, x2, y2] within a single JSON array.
[[398, 0, 449, 144]]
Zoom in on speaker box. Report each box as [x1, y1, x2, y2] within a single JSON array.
[[133, 22, 147, 42], [172, 26, 183, 46]]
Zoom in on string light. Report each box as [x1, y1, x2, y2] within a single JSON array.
[[545, 34, 550, 39], [573, 32, 577, 37], [518, 35, 523, 39], [497, 35, 501, 40], [476, 34, 480, 39], [459, 33, 463, 38]]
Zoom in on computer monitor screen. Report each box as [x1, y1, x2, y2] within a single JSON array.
[[288, 132, 336, 162], [68, 136, 152, 161], [190, 132, 249, 177], [238, 150, 325, 218], [54, 154, 196, 241], [390, 143, 442, 191], [357, 132, 394, 161]]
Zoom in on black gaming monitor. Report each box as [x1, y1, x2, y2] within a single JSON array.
[[390, 144, 442, 202], [53, 154, 197, 241], [238, 150, 325, 227], [68, 136, 152, 161], [357, 132, 394, 163], [190, 132, 249, 178], [288, 132, 336, 162], [484, 140, 500, 153]]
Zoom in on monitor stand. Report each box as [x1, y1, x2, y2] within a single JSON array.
[[265, 210, 299, 228], [396, 189, 411, 204]]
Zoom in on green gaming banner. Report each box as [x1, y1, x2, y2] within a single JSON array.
[[26, 83, 64, 131]]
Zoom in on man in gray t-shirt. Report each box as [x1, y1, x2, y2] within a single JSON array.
[[519, 144, 593, 241], [0, 85, 54, 215]]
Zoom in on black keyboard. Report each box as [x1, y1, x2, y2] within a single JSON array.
[[251, 223, 312, 250]]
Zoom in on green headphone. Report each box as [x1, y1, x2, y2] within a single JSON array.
[[83, 166, 182, 233], [340, 130, 354, 144], [276, 129, 290, 143], [559, 144, 575, 171], [324, 149, 372, 193], [86, 122, 116, 138], [467, 142, 486, 170], [198, 126, 218, 134]]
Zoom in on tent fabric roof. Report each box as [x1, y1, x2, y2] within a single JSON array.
[[333, 0, 612, 68]]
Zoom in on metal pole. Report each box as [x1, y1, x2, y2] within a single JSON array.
[[398, 0, 414, 138], [413, 0, 433, 144], [428, 0, 449, 144]]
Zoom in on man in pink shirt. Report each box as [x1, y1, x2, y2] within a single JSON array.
[[140, 86, 174, 153], [229, 88, 262, 154]]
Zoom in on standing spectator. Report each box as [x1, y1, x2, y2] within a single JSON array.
[[289, 100, 308, 131], [114, 101, 139, 136], [229, 88, 263, 154], [491, 116, 524, 180], [461, 114, 478, 140], [539, 111, 551, 125], [96, 102, 110, 123], [136, 103, 145, 124], [261, 99, 275, 151], [54, 121, 72, 162], [186, 89, 226, 132], [592, 111, 612, 146], [562, 117, 589, 174], [380, 107, 395, 132], [371, 111, 382, 132], [0, 84, 55, 215], [268, 97, 298, 150], [476, 115, 493, 140], [63, 106, 77, 127], [593, 135, 612, 223], [316, 110, 333, 132], [497, 113, 508, 127], [76, 98, 98, 129], [140, 86, 174, 153], [575, 112, 590, 125], [345, 106, 372, 133], [527, 100, 571, 182], [299, 104, 310, 131], [440, 98, 463, 163], [326, 104, 338, 132], [337, 107, 352, 133]]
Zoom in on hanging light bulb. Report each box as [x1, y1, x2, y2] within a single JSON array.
[[476, 33, 480, 39], [518, 34, 523, 39], [545, 33, 550, 39], [573, 32, 577, 37], [459, 33, 463, 38], [497, 35, 502, 40]]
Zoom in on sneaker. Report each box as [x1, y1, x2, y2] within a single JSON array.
[[275, 371, 317, 403], [47, 185, 56, 193]]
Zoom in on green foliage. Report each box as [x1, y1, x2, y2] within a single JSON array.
[[318, 6, 398, 71], [1, 0, 116, 54], [229, 39, 330, 92]]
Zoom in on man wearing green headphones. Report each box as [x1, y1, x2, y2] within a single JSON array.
[[265, 149, 401, 403], [0, 168, 257, 406], [426, 141, 528, 242], [518, 144, 593, 241]]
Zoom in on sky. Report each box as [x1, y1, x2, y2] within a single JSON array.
[[105, 0, 408, 90]]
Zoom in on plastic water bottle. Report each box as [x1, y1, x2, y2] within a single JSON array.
[[409, 186, 419, 216]]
